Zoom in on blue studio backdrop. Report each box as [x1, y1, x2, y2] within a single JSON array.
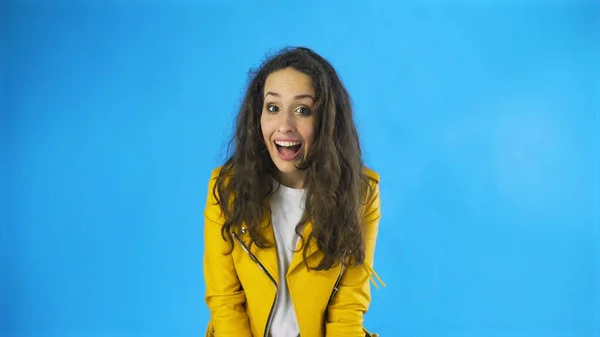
[[1, 1, 599, 337]]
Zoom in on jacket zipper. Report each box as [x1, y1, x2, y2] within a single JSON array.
[[231, 232, 278, 337], [326, 263, 346, 307]]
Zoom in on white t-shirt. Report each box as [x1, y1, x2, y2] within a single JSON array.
[[268, 181, 305, 337]]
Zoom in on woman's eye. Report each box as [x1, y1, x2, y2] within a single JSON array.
[[296, 106, 311, 116], [267, 105, 279, 113]]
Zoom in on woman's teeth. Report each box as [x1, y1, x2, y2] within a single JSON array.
[[275, 141, 300, 147]]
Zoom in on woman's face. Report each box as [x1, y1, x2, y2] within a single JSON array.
[[260, 67, 315, 189]]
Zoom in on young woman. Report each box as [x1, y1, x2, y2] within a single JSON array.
[[203, 47, 383, 337]]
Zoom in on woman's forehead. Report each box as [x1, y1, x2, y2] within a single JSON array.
[[264, 68, 314, 95]]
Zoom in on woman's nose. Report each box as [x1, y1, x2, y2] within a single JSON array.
[[277, 111, 295, 133]]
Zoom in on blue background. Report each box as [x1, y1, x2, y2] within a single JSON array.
[[1, 1, 599, 336]]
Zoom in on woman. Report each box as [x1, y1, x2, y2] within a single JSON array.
[[203, 46, 383, 337]]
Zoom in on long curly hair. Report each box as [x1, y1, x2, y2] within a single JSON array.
[[214, 46, 375, 270]]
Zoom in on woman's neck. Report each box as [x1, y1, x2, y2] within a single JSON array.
[[276, 171, 307, 189]]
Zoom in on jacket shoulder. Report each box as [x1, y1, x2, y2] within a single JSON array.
[[205, 166, 225, 203], [209, 165, 224, 179], [207, 165, 228, 188], [361, 166, 380, 184]]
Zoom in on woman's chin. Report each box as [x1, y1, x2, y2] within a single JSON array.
[[274, 162, 299, 174]]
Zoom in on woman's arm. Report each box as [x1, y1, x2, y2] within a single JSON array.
[[203, 168, 253, 337], [325, 180, 381, 337]]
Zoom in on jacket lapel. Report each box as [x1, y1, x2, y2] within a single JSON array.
[[240, 211, 280, 285], [256, 221, 280, 284], [287, 220, 321, 275], [242, 211, 322, 283]]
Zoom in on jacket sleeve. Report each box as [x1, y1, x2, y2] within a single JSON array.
[[203, 168, 253, 337], [325, 180, 382, 337]]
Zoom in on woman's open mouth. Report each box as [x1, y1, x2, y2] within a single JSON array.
[[274, 140, 302, 161]]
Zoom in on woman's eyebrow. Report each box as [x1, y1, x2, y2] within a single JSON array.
[[264, 92, 315, 102], [293, 94, 315, 101], [264, 91, 280, 98]]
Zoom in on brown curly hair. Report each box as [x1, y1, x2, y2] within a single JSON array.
[[213, 46, 375, 270]]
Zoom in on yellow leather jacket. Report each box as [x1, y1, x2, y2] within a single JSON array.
[[203, 167, 383, 337]]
